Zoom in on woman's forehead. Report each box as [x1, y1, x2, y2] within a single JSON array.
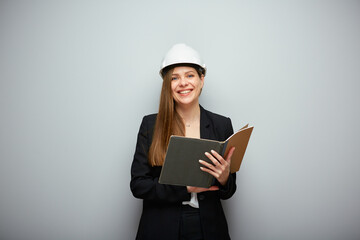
[[172, 66, 196, 74]]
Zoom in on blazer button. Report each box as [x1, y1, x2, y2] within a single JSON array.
[[198, 195, 205, 201]]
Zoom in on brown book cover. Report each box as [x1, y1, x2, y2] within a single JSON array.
[[159, 125, 254, 188]]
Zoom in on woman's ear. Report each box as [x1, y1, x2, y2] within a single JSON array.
[[200, 74, 205, 88]]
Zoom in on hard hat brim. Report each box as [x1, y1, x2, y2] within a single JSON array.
[[160, 63, 206, 78]]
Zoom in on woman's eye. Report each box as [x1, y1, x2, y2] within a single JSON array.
[[171, 77, 178, 81], [188, 74, 194, 78]]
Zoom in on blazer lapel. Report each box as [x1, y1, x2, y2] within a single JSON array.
[[200, 105, 213, 140]]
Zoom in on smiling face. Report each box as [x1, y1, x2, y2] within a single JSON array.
[[170, 66, 204, 108]]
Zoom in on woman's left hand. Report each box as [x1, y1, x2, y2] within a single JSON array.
[[199, 147, 235, 186]]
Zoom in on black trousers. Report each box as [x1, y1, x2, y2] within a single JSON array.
[[180, 205, 204, 240]]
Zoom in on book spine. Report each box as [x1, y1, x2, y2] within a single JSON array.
[[220, 141, 228, 156], [209, 143, 225, 187]]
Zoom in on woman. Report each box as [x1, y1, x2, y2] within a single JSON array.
[[130, 43, 236, 240]]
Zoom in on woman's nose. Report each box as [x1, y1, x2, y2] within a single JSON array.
[[179, 76, 188, 86]]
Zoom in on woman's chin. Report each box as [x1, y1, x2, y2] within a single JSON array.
[[175, 100, 198, 108]]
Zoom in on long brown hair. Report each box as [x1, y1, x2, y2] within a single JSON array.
[[148, 68, 185, 166]]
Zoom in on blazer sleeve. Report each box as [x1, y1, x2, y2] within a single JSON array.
[[218, 117, 237, 200], [130, 116, 191, 202]]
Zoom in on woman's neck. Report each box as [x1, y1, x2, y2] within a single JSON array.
[[175, 102, 201, 126]]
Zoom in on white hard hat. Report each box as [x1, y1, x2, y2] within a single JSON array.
[[160, 43, 206, 77]]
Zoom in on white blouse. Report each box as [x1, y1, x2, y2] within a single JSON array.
[[182, 192, 199, 208]]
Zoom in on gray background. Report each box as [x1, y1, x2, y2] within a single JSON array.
[[0, 1, 359, 240]]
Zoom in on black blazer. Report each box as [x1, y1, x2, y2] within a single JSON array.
[[130, 106, 236, 240]]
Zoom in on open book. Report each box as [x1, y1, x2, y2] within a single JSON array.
[[159, 124, 253, 188]]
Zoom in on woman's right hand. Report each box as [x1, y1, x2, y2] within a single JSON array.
[[187, 186, 219, 193]]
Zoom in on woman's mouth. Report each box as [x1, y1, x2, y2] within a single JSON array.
[[179, 90, 191, 94]]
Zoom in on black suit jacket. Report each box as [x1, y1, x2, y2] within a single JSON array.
[[130, 106, 236, 240]]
